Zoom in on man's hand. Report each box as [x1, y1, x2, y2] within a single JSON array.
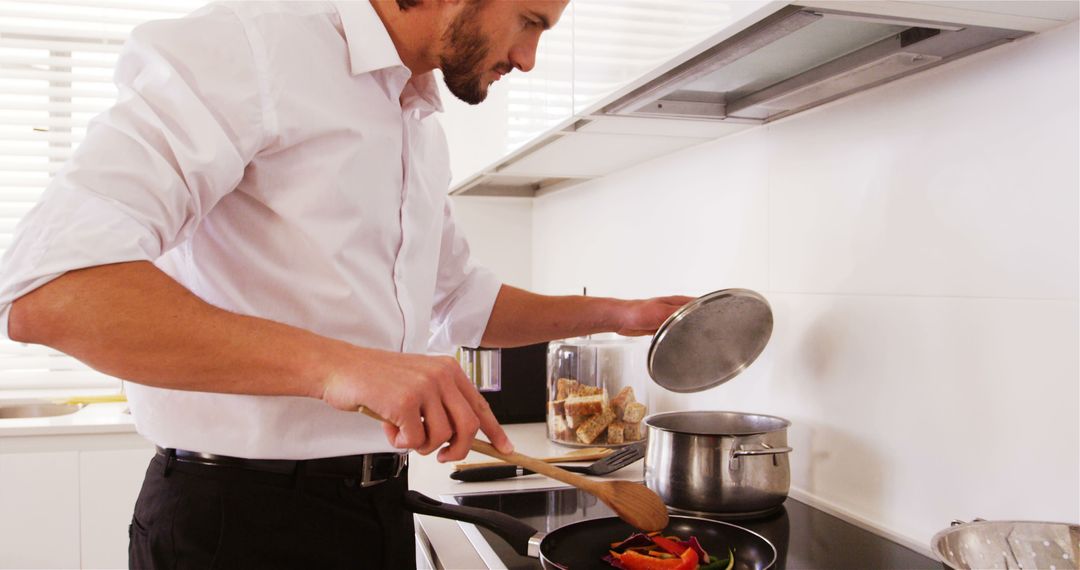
[[320, 348, 513, 462], [613, 295, 696, 336]]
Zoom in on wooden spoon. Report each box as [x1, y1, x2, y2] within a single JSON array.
[[453, 446, 611, 471], [359, 407, 670, 532]]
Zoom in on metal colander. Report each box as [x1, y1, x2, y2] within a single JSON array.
[[932, 520, 1079, 570]]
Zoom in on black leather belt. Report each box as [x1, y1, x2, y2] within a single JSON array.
[[155, 446, 408, 487]]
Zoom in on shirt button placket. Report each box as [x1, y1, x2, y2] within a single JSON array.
[[393, 110, 411, 353]]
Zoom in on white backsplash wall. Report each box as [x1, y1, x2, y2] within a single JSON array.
[[450, 196, 533, 290], [531, 21, 1079, 550]]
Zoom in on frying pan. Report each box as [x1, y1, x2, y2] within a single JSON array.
[[404, 491, 777, 570]]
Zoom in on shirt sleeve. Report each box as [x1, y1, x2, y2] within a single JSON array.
[[0, 4, 268, 339], [427, 198, 503, 352]]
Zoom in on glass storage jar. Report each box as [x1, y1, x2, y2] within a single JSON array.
[[546, 334, 650, 447]]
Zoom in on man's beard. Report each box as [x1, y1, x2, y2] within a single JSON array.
[[440, 2, 494, 105]]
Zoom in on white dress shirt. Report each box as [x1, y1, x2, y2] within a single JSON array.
[[0, 1, 502, 459]]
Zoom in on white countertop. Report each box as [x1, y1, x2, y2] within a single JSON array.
[[410, 422, 645, 569]]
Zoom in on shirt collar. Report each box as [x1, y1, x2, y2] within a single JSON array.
[[333, 1, 444, 116], [333, 1, 402, 76], [404, 72, 444, 116]]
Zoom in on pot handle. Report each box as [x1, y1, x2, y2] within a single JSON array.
[[402, 490, 543, 558], [731, 445, 793, 457], [730, 443, 793, 470]]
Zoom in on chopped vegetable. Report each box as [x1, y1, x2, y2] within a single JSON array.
[[651, 536, 687, 556], [603, 532, 733, 570], [685, 537, 709, 564], [611, 533, 659, 550], [675, 544, 699, 570], [610, 550, 683, 570], [697, 548, 734, 570]]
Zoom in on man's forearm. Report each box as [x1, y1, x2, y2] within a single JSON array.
[[478, 285, 624, 348], [480, 285, 693, 348], [7, 260, 516, 457], [7, 261, 338, 398]]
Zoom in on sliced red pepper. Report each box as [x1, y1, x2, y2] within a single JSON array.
[[615, 550, 683, 570], [651, 535, 688, 556], [605, 551, 630, 570], [674, 544, 699, 570]]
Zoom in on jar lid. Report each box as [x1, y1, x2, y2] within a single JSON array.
[[647, 288, 773, 393]]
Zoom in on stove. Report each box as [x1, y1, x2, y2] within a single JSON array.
[[446, 486, 939, 569]]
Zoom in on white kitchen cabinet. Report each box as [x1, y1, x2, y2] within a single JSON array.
[[79, 447, 155, 570], [0, 451, 81, 569], [415, 535, 435, 570], [0, 427, 154, 570]]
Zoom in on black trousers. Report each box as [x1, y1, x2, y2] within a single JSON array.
[[128, 454, 415, 570]]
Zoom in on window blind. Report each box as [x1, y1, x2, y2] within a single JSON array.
[[0, 0, 203, 391]]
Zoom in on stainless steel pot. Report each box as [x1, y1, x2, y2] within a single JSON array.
[[644, 411, 792, 517]]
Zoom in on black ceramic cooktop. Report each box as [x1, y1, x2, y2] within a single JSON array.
[[449, 486, 939, 570]]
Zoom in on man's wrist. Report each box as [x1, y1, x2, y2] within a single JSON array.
[[298, 334, 351, 401], [593, 296, 629, 333]]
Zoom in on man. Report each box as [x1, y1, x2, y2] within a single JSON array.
[[0, 0, 691, 568]]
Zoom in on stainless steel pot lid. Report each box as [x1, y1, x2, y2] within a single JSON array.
[[647, 288, 773, 393]]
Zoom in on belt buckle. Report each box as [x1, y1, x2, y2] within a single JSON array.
[[359, 454, 378, 487], [358, 453, 407, 488]]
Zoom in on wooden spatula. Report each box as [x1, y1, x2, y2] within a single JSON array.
[[359, 407, 669, 532]]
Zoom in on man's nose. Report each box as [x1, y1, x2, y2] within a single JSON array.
[[510, 38, 539, 73]]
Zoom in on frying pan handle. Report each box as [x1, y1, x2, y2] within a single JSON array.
[[402, 491, 542, 558]]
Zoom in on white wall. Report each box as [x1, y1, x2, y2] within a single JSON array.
[[450, 196, 533, 290], [440, 71, 535, 291], [531, 21, 1079, 549]]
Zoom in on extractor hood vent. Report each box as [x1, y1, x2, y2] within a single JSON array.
[[601, 5, 1030, 123]]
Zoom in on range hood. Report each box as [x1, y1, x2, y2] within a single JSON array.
[[450, 1, 1075, 197], [600, 4, 1030, 124]]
